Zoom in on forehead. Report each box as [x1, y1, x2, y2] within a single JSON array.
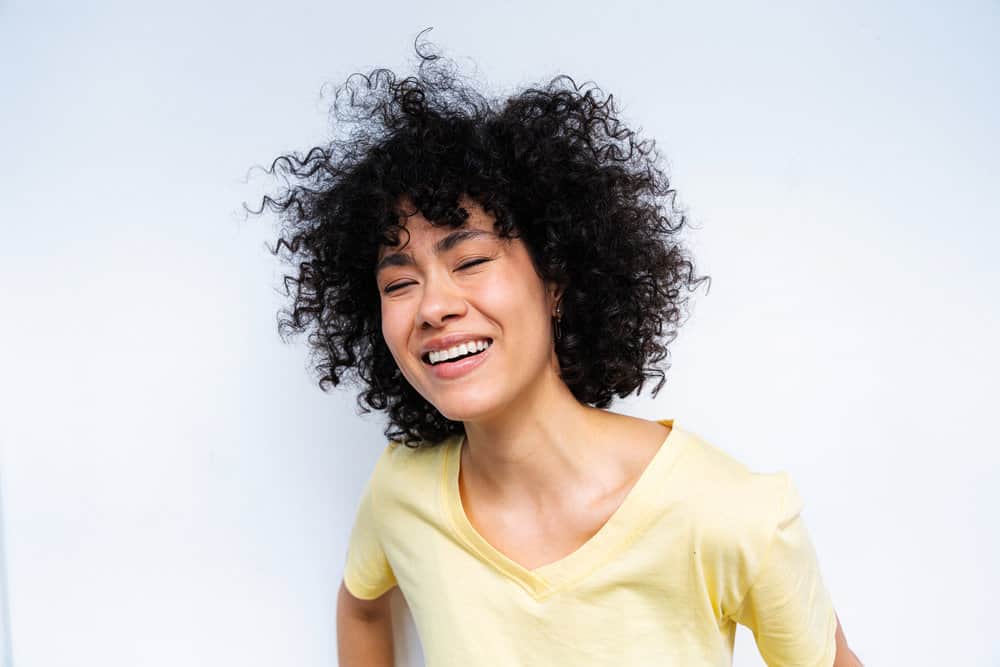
[[374, 199, 503, 276], [379, 198, 497, 255], [405, 211, 493, 242]]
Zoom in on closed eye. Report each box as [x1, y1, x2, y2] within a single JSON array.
[[458, 258, 490, 270], [383, 258, 491, 294], [383, 281, 414, 294]]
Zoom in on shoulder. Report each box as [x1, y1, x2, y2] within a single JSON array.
[[670, 425, 796, 549], [668, 426, 810, 619], [369, 432, 459, 500]]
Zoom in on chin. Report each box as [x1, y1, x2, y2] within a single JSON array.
[[427, 386, 508, 424]]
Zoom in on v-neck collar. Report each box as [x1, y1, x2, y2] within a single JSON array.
[[440, 418, 685, 600]]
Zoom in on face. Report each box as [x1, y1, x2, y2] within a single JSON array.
[[375, 196, 561, 423]]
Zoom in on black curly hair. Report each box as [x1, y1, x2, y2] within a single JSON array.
[[247, 31, 711, 447]]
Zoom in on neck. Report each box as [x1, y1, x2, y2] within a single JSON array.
[[460, 369, 617, 509]]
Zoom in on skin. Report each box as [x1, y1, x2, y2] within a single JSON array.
[[376, 195, 658, 514], [366, 194, 862, 665]]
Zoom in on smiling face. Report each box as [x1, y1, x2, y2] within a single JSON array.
[[375, 196, 561, 424]]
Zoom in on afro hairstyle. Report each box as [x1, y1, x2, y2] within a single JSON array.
[[248, 31, 711, 447]]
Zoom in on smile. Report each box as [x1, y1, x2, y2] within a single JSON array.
[[422, 339, 493, 380], [425, 339, 493, 365]]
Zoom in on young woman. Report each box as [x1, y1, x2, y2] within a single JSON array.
[[254, 35, 862, 667]]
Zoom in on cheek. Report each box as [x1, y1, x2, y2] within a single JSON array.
[[380, 304, 410, 359], [481, 263, 539, 306], [477, 276, 550, 339]]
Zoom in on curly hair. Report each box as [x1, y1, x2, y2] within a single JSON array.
[[247, 31, 711, 447]]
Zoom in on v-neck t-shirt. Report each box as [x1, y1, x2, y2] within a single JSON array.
[[343, 419, 838, 666]]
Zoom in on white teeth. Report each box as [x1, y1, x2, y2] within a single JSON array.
[[427, 339, 492, 365]]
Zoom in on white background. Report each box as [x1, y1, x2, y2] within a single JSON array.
[[1, 1, 998, 666]]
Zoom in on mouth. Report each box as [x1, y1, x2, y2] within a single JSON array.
[[422, 338, 493, 381], [422, 338, 494, 367]]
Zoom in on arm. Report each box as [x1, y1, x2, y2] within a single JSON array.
[[832, 614, 863, 667], [337, 579, 395, 667]]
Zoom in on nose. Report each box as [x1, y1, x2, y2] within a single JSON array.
[[416, 269, 467, 329]]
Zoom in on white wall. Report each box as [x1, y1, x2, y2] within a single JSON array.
[[1, 1, 997, 665]]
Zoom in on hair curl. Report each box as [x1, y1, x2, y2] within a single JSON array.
[[247, 31, 711, 447]]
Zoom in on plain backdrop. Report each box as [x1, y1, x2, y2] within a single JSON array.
[[1, 1, 998, 666]]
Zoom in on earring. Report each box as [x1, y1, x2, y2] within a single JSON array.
[[553, 302, 563, 342]]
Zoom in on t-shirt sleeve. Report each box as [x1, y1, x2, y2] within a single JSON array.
[[732, 475, 838, 667], [342, 446, 398, 600]]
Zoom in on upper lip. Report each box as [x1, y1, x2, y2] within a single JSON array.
[[419, 334, 493, 358]]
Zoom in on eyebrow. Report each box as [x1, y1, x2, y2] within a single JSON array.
[[375, 228, 495, 275]]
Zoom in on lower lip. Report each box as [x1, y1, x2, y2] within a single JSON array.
[[427, 343, 492, 380]]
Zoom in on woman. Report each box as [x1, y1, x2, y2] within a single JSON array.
[[253, 35, 862, 667]]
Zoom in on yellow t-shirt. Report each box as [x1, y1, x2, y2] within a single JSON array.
[[343, 419, 838, 666]]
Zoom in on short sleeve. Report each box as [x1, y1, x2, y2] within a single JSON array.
[[732, 476, 838, 667], [342, 453, 397, 600]]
